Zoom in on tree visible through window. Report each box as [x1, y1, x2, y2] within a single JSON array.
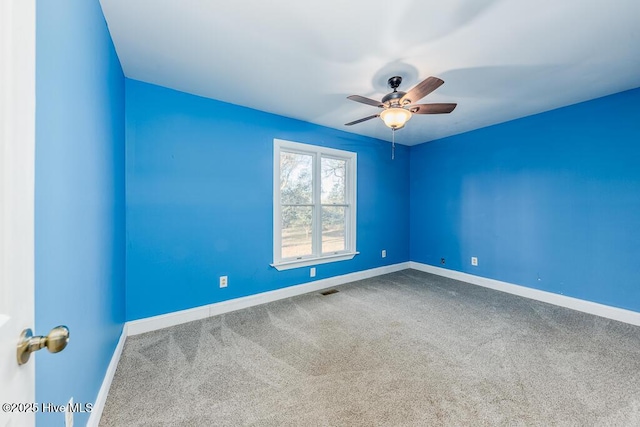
[[280, 151, 313, 258], [321, 157, 347, 254], [273, 139, 357, 270]]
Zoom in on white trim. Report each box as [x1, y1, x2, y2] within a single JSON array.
[[127, 262, 410, 336], [87, 324, 128, 427], [126, 303, 211, 336], [0, 0, 36, 422], [273, 138, 357, 270], [409, 262, 640, 326], [271, 251, 359, 271]]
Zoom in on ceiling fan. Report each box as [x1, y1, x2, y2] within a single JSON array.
[[345, 75, 456, 130]]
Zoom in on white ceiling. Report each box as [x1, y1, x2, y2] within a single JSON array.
[[100, 0, 640, 146]]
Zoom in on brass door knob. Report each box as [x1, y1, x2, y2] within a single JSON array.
[[17, 325, 69, 365]]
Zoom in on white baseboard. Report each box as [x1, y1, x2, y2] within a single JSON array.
[[127, 262, 410, 336], [87, 323, 128, 427], [126, 304, 211, 337], [409, 262, 640, 326]]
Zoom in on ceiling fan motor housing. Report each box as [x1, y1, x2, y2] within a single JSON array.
[[383, 76, 407, 106], [382, 90, 406, 106]]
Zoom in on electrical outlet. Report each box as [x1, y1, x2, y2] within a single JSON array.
[[441, 258, 446, 265], [310, 267, 316, 277], [381, 250, 386, 258], [219, 276, 228, 288], [471, 257, 478, 266], [65, 397, 74, 427]]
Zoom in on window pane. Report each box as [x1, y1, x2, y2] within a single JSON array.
[[321, 157, 346, 204], [281, 206, 313, 259], [281, 152, 313, 204], [322, 206, 345, 253]]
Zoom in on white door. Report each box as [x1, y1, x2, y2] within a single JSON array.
[[0, 0, 37, 426]]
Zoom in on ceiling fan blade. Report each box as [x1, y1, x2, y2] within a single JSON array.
[[401, 77, 444, 104], [345, 114, 380, 126], [347, 95, 384, 108], [408, 103, 457, 114]]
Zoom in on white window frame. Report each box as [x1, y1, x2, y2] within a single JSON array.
[[272, 139, 358, 271]]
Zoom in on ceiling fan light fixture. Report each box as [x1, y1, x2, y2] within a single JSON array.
[[380, 107, 411, 129]]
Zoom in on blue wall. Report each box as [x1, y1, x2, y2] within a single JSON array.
[[35, 1, 125, 425], [410, 88, 640, 312], [125, 79, 410, 320]]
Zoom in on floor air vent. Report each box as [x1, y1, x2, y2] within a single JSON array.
[[320, 289, 339, 296]]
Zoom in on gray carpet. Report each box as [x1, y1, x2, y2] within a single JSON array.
[[100, 270, 640, 426]]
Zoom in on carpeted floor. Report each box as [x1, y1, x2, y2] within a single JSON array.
[[99, 270, 640, 426]]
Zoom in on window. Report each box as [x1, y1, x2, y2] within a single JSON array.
[[272, 139, 357, 270]]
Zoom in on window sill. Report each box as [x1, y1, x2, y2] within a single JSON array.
[[271, 252, 359, 271]]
